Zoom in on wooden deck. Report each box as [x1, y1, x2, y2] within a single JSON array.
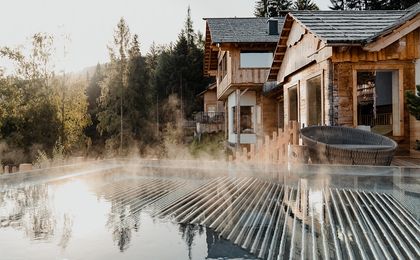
[[391, 156, 420, 167]]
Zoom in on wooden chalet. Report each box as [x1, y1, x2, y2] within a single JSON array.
[[204, 17, 284, 147], [197, 83, 224, 113], [265, 5, 420, 154]]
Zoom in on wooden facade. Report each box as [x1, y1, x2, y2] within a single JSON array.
[[217, 48, 272, 99], [204, 18, 282, 145], [201, 84, 224, 113], [270, 13, 420, 154], [204, 11, 419, 151]]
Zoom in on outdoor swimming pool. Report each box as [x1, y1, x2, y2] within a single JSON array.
[[0, 161, 419, 259]]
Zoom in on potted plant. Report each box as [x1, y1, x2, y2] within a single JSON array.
[[406, 84, 420, 158]]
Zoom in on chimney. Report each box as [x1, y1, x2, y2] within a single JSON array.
[[268, 18, 279, 35]]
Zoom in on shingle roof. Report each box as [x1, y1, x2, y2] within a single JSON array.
[[205, 17, 284, 44], [367, 2, 420, 43], [290, 10, 411, 44]]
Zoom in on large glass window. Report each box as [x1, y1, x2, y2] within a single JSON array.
[[288, 86, 298, 122], [307, 76, 322, 126], [233, 106, 254, 134], [240, 52, 273, 68], [218, 53, 227, 82], [357, 71, 396, 135]]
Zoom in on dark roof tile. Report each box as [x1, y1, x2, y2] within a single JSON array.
[[205, 17, 284, 44], [290, 10, 411, 43]]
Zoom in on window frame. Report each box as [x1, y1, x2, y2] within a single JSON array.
[[239, 51, 273, 69]]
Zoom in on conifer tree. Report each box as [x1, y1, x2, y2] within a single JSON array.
[[254, 0, 270, 17], [97, 18, 131, 153], [294, 0, 319, 10], [255, 0, 293, 17], [329, 0, 347, 10]]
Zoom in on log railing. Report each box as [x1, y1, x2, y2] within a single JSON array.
[[231, 121, 305, 164]]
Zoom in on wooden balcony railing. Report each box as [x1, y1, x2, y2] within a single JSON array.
[[194, 112, 225, 124], [359, 113, 392, 126]]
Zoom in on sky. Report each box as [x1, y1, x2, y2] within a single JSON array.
[[0, 0, 331, 73]]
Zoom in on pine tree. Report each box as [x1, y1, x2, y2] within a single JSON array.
[[85, 64, 104, 147], [184, 6, 196, 47], [294, 0, 319, 10], [277, 0, 294, 10], [254, 0, 269, 17], [97, 18, 131, 153], [154, 8, 209, 123], [267, 0, 293, 16], [365, 0, 388, 10], [346, 0, 365, 10], [329, 0, 347, 10], [386, 0, 419, 10], [256, 0, 293, 17], [125, 34, 153, 143]]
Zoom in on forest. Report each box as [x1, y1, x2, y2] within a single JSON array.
[[0, 8, 209, 164]]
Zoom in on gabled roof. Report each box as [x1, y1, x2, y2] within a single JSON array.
[[267, 8, 420, 81], [367, 2, 420, 43], [197, 83, 217, 97], [203, 17, 284, 77], [290, 10, 409, 44], [205, 17, 284, 44]]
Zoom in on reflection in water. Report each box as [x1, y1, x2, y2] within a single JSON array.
[[107, 203, 140, 252], [0, 174, 261, 259], [0, 184, 56, 241], [58, 214, 73, 249], [179, 223, 204, 260]]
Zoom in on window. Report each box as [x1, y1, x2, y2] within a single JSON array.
[[207, 104, 216, 113], [356, 71, 397, 135], [240, 52, 273, 68], [233, 106, 254, 134], [307, 76, 322, 126], [288, 86, 298, 121], [218, 53, 227, 82]]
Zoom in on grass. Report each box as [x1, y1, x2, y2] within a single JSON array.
[[188, 132, 225, 159]]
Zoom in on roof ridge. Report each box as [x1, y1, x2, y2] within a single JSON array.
[[204, 17, 279, 20], [302, 10, 352, 42]]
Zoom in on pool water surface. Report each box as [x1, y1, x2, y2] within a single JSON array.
[[0, 172, 256, 260]]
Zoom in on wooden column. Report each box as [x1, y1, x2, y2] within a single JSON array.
[[236, 89, 241, 151]]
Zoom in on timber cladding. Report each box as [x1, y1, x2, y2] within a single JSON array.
[[332, 63, 353, 127], [260, 95, 278, 137], [282, 61, 330, 127], [332, 61, 416, 154]]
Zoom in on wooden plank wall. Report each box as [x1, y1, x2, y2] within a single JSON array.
[[260, 95, 278, 137], [332, 62, 354, 126], [217, 48, 270, 99], [217, 50, 232, 99], [276, 21, 332, 84], [230, 49, 270, 85], [332, 29, 419, 63]]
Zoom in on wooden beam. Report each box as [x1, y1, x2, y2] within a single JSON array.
[[363, 15, 420, 52]]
